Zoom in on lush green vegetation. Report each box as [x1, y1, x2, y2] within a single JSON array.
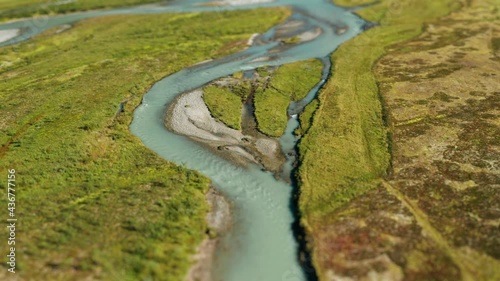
[[253, 87, 291, 136], [202, 78, 253, 130], [202, 59, 322, 137], [299, 0, 460, 222], [297, 29, 391, 218], [203, 85, 243, 130], [254, 59, 323, 137], [297, 0, 464, 279], [269, 59, 323, 101], [0, 0, 168, 22], [253, 59, 322, 137], [0, 8, 289, 281], [295, 99, 318, 136]]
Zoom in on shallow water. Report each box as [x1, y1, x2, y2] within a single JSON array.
[[129, 2, 366, 280], [0, 1, 366, 280]]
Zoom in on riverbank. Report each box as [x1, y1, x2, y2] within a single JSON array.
[[186, 188, 231, 281], [201, 59, 323, 137], [0, 7, 290, 281], [298, 0, 500, 280], [165, 57, 324, 179]]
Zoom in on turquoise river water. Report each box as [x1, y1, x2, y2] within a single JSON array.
[[0, 1, 367, 280]]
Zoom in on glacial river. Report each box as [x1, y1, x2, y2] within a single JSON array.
[[0, 1, 366, 280]]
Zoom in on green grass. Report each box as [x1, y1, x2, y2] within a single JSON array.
[[298, 0, 460, 222], [0, 8, 289, 281], [0, 0, 169, 22], [202, 78, 253, 130], [254, 87, 291, 136], [298, 0, 459, 221], [269, 59, 323, 101], [297, 29, 392, 219], [297, 0, 461, 279], [255, 59, 323, 137], [203, 85, 243, 130], [202, 59, 323, 137], [297, 22, 423, 222], [295, 98, 318, 136]]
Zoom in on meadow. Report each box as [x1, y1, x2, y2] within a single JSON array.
[[0, 7, 289, 281], [203, 59, 323, 137], [0, 0, 168, 22], [254, 59, 323, 137], [298, 0, 499, 280], [299, 0, 460, 226]]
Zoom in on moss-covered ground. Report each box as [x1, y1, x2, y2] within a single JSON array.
[[203, 59, 323, 137], [0, 0, 169, 22], [298, 0, 500, 280], [0, 7, 289, 281], [255, 59, 323, 137], [202, 85, 243, 130]]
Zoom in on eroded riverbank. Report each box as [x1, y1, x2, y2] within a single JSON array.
[[186, 188, 231, 281]]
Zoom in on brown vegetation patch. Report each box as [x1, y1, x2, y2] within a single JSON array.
[[312, 187, 462, 281], [308, 0, 500, 280], [377, 0, 500, 279]]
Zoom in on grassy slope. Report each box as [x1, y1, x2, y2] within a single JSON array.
[[269, 59, 323, 101], [254, 87, 290, 137], [0, 8, 289, 281], [295, 99, 318, 135], [297, 0, 462, 279], [203, 79, 254, 130], [203, 85, 243, 130], [0, 0, 167, 22]]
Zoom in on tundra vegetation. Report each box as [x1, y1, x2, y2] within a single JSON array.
[[203, 85, 245, 130], [254, 60, 323, 137], [297, 0, 500, 280], [0, 0, 170, 22], [0, 7, 290, 281], [203, 59, 323, 137]]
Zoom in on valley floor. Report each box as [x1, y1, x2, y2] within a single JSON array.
[[298, 0, 500, 280]]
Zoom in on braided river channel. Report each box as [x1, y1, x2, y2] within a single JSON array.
[[1, 1, 367, 280]]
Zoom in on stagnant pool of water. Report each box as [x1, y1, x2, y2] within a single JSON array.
[[0, 1, 366, 280]]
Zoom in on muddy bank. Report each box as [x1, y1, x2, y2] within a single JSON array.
[[185, 188, 231, 281]]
